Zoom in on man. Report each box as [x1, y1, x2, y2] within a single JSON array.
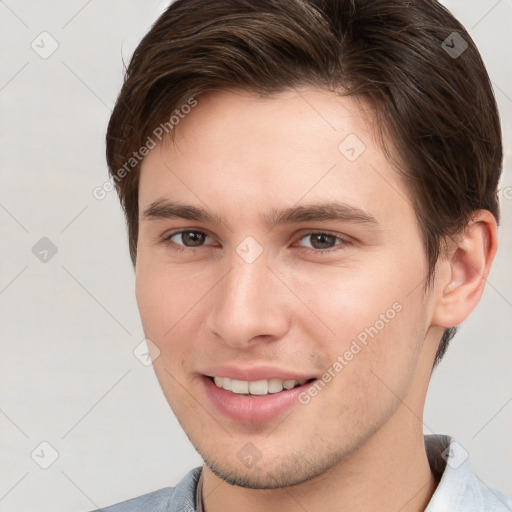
[[91, 0, 512, 510]]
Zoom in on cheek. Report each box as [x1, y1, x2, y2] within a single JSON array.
[[287, 261, 407, 339], [135, 258, 207, 339], [291, 252, 427, 375]]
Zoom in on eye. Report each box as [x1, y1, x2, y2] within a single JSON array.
[[296, 232, 351, 254], [160, 229, 351, 255], [161, 230, 212, 252]]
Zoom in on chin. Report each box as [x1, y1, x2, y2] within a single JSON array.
[[206, 459, 318, 489], [197, 441, 346, 490]]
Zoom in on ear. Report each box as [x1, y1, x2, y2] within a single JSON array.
[[431, 210, 498, 328]]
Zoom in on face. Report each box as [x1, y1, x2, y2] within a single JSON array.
[[135, 88, 440, 489]]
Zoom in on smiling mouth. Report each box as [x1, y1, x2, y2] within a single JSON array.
[[209, 376, 316, 396]]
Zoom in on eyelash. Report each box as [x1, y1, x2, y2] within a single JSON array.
[[160, 230, 352, 256]]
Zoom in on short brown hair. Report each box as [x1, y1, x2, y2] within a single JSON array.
[[106, 0, 502, 367]]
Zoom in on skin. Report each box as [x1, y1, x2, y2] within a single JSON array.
[[135, 88, 498, 512]]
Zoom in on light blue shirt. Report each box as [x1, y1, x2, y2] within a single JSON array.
[[89, 434, 512, 511]]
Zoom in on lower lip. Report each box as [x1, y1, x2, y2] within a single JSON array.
[[201, 376, 315, 424]]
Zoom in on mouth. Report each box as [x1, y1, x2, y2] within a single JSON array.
[[201, 374, 318, 424], [209, 376, 316, 396]]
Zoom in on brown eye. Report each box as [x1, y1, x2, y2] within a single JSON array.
[[163, 230, 210, 249], [308, 233, 337, 250], [296, 232, 351, 255], [179, 231, 206, 247]]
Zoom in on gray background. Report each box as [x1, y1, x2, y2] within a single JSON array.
[[0, 1, 510, 511]]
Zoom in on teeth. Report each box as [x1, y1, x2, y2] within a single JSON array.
[[268, 378, 283, 393], [212, 377, 309, 395], [283, 380, 296, 390], [249, 380, 268, 395], [231, 379, 249, 394]]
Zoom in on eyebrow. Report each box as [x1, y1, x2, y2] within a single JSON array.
[[141, 200, 379, 229]]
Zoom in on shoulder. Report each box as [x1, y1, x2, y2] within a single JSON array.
[[87, 487, 175, 512], [476, 483, 512, 511], [86, 467, 202, 512]]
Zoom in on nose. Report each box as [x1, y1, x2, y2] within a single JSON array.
[[205, 254, 291, 349]]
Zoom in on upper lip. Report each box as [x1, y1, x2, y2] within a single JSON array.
[[202, 364, 317, 382]]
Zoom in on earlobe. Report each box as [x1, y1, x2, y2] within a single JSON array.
[[432, 210, 498, 328]]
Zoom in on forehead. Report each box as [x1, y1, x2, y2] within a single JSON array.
[[138, 88, 413, 230]]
